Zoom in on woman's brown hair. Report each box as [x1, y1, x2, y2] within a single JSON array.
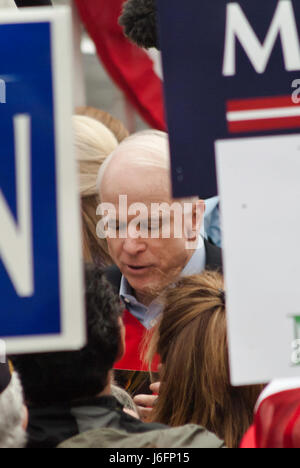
[[146, 271, 264, 448]]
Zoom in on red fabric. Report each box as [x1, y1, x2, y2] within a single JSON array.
[[227, 95, 297, 112], [240, 388, 300, 448], [75, 0, 166, 130], [228, 116, 300, 134], [115, 309, 160, 372], [240, 426, 256, 449]]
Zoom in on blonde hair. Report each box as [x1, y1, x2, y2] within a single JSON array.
[[73, 115, 118, 265], [76, 106, 130, 143], [146, 271, 264, 448]]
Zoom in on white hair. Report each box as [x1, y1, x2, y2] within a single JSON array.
[[97, 130, 170, 193], [111, 385, 138, 413], [97, 130, 200, 205], [0, 372, 27, 448]]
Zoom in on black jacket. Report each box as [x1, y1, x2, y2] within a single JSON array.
[[27, 396, 166, 449], [105, 239, 223, 293]]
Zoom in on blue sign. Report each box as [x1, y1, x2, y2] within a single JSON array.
[[0, 9, 84, 353], [157, 0, 300, 198], [0, 22, 61, 337]]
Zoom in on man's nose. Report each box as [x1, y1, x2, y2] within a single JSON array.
[[122, 237, 147, 256]]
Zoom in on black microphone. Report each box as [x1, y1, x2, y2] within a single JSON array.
[[119, 0, 159, 50], [14, 0, 52, 6]]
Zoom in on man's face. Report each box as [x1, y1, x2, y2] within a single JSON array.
[[101, 164, 204, 305]]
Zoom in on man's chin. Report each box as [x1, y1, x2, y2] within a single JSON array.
[[127, 277, 163, 301], [126, 276, 152, 291]]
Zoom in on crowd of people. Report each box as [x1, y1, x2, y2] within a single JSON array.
[[1, 0, 300, 450], [1, 103, 298, 449]]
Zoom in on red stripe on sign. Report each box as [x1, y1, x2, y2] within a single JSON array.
[[228, 116, 300, 134], [227, 96, 296, 112]]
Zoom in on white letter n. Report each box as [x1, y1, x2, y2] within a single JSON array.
[[223, 1, 300, 76], [0, 115, 34, 297]]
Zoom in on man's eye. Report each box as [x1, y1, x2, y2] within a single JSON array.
[[151, 218, 165, 230], [115, 222, 127, 231]]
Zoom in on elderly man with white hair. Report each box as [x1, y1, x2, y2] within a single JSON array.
[[98, 130, 222, 374]]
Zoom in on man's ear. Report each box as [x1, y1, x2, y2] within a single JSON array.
[[116, 316, 126, 362], [193, 200, 205, 236], [186, 200, 205, 240], [183, 200, 205, 251]]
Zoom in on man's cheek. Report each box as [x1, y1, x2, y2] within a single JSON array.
[[107, 240, 119, 260]]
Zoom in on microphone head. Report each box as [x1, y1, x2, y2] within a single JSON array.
[[119, 0, 159, 50]]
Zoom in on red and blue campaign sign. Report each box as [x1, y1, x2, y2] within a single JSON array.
[[157, 0, 300, 198], [0, 8, 85, 354]]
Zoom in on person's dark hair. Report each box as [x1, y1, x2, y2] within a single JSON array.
[[119, 0, 159, 50], [11, 265, 122, 405]]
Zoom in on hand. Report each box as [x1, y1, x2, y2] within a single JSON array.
[[133, 382, 161, 423], [123, 408, 140, 420]]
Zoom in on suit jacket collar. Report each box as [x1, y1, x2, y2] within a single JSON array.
[[204, 238, 223, 273]]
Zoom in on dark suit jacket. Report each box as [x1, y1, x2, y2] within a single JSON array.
[[105, 239, 223, 293]]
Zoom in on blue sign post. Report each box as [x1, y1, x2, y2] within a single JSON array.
[[0, 7, 85, 354], [157, 0, 300, 198]]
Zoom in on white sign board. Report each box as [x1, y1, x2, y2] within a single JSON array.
[[216, 135, 300, 385]]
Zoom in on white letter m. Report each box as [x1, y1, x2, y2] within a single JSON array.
[[223, 1, 300, 76]]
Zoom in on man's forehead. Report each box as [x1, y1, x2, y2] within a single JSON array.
[[101, 162, 172, 202]]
